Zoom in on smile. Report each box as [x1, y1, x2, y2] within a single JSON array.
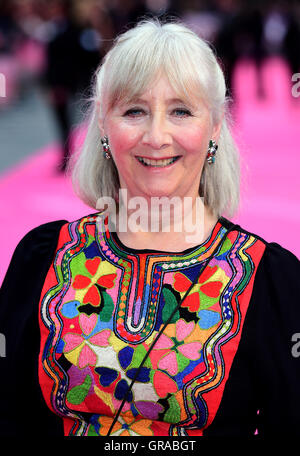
[[136, 156, 181, 167]]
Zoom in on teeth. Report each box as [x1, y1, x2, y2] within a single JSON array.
[[137, 156, 178, 167]]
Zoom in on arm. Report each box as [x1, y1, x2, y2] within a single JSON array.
[[251, 243, 300, 435], [203, 240, 300, 436], [0, 220, 67, 436]]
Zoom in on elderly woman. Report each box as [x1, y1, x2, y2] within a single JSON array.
[[0, 19, 299, 437]]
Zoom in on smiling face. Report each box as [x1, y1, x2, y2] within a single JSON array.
[[99, 74, 222, 202]]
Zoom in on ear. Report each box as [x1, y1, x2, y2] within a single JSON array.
[[96, 100, 106, 137], [212, 112, 224, 143], [98, 119, 105, 138]]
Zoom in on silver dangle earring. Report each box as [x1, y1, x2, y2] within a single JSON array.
[[101, 135, 111, 159], [207, 140, 218, 164]]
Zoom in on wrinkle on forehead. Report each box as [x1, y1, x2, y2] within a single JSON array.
[[110, 73, 208, 112]]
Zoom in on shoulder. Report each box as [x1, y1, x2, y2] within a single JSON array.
[[15, 211, 102, 251], [221, 219, 300, 306], [0, 220, 68, 292], [1, 213, 102, 301], [11, 211, 105, 264], [13, 219, 69, 262], [3, 212, 102, 282], [18, 219, 68, 244], [220, 216, 300, 271]]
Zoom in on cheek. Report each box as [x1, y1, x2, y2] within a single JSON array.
[[108, 122, 140, 159], [178, 128, 209, 157]]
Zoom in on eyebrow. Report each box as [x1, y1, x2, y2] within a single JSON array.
[[126, 97, 196, 108]]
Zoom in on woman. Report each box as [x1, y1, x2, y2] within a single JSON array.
[[0, 18, 299, 437]]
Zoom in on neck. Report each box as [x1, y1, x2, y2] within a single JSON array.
[[112, 194, 218, 252]]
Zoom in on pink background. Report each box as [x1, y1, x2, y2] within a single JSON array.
[[1, 57, 300, 285]]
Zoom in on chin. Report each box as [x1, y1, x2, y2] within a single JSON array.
[[142, 188, 177, 199]]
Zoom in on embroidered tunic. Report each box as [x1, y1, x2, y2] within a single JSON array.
[[1, 212, 300, 436]]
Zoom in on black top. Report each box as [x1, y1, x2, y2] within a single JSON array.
[[0, 217, 300, 436]]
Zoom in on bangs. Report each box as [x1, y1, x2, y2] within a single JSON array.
[[101, 25, 212, 113]]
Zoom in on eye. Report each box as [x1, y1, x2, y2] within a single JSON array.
[[173, 108, 192, 117], [123, 108, 145, 117]]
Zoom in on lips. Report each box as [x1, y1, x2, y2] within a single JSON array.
[[136, 156, 181, 167]]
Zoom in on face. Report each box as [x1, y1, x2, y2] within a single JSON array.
[[100, 75, 222, 202]]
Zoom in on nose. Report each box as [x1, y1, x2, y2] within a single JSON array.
[[141, 112, 172, 150]]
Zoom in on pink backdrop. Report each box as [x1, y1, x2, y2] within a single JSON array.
[[1, 57, 300, 285]]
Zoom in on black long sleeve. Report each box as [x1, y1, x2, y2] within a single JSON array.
[[251, 242, 300, 435], [204, 241, 300, 436], [0, 220, 67, 436]]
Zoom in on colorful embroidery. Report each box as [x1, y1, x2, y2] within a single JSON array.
[[38, 212, 265, 436]]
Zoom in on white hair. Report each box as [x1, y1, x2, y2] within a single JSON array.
[[69, 17, 240, 218]]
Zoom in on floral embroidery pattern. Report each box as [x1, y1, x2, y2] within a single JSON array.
[[96, 411, 153, 436], [72, 257, 117, 307], [38, 213, 265, 436], [173, 266, 223, 313], [63, 313, 110, 368], [151, 319, 202, 376]]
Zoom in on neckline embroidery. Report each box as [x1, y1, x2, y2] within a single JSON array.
[[96, 212, 229, 263], [95, 212, 229, 343]]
